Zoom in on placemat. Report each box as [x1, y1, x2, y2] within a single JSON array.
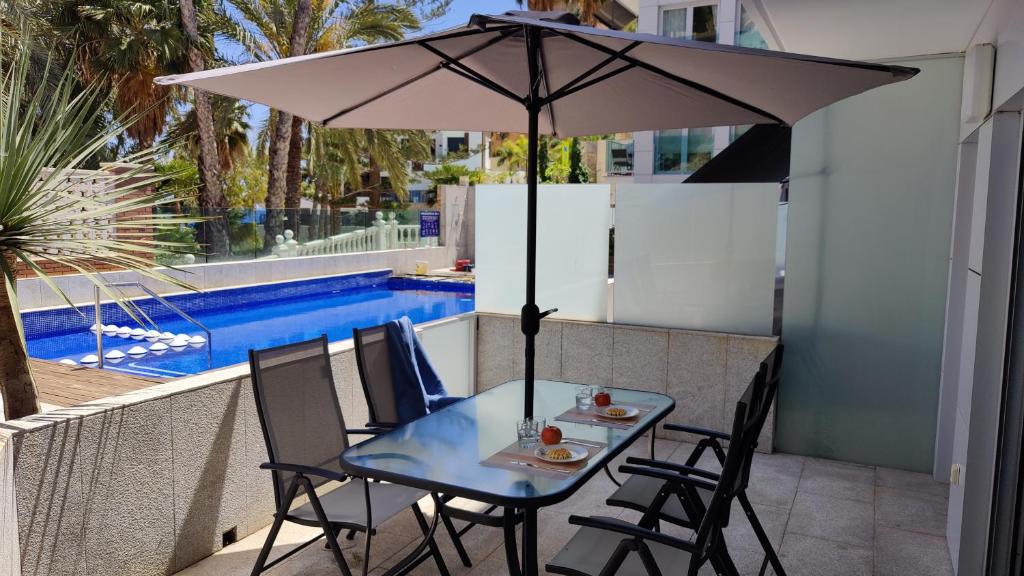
[[481, 437, 607, 478], [554, 401, 656, 430]]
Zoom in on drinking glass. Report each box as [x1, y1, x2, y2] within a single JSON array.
[[575, 386, 594, 411], [516, 417, 545, 449]]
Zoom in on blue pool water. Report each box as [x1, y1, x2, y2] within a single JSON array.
[[23, 271, 475, 378]]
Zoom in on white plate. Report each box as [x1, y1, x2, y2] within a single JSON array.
[[596, 405, 640, 419], [534, 443, 588, 464]]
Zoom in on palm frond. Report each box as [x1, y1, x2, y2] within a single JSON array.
[[1, 38, 202, 327]]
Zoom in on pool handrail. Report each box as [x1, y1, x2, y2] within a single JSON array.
[[93, 281, 213, 370]]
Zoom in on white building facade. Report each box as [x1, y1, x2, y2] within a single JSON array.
[[630, 0, 769, 182]]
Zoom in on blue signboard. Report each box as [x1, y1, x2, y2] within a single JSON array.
[[420, 210, 441, 237]]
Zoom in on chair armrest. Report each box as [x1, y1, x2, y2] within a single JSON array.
[[618, 464, 718, 493], [259, 462, 349, 483], [662, 423, 730, 441], [567, 515, 697, 552], [624, 457, 721, 481], [364, 422, 400, 429]]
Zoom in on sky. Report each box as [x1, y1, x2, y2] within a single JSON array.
[[232, 0, 522, 138]]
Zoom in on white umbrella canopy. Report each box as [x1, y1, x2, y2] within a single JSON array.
[[156, 10, 917, 419], [156, 11, 916, 136]]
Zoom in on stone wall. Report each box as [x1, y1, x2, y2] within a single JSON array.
[[0, 314, 473, 576], [474, 313, 780, 451]]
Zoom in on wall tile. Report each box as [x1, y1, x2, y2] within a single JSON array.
[[560, 321, 613, 386], [0, 432, 18, 576], [664, 330, 728, 443], [79, 400, 176, 576], [169, 381, 248, 571], [13, 279, 41, 311], [14, 420, 87, 576], [612, 326, 668, 394], [512, 318, 562, 381], [240, 380, 276, 539], [475, 315, 515, 392]]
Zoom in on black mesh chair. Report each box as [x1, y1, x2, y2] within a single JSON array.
[[248, 336, 452, 576], [546, 367, 765, 576], [605, 345, 786, 576], [353, 324, 524, 568]]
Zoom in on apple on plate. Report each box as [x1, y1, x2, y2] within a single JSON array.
[[541, 425, 563, 445], [594, 391, 612, 407]]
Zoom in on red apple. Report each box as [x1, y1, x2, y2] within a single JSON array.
[[594, 392, 612, 407], [541, 425, 563, 445]]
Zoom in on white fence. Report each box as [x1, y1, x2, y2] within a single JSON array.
[[268, 211, 434, 259]]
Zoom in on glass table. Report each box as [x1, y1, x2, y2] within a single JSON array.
[[341, 379, 675, 576]]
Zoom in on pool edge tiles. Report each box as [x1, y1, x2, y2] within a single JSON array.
[[21, 269, 394, 339]]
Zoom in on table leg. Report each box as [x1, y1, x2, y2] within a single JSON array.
[[503, 508, 522, 576], [521, 507, 538, 576]]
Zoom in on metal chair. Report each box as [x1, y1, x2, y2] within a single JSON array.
[[248, 335, 451, 576], [353, 323, 524, 568], [605, 345, 786, 576], [546, 367, 766, 576]]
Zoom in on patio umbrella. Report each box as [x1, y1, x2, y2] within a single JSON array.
[[156, 10, 917, 419]]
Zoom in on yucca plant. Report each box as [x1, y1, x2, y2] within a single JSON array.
[[0, 35, 199, 420]]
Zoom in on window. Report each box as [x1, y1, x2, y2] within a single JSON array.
[[655, 129, 684, 174], [655, 3, 718, 174], [446, 136, 466, 154], [686, 127, 714, 172], [736, 3, 768, 48], [659, 3, 717, 42]]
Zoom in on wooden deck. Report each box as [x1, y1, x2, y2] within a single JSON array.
[[30, 359, 161, 408]]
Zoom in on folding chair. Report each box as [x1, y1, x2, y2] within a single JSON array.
[[248, 335, 451, 576]]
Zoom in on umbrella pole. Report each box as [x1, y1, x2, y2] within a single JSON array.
[[523, 104, 539, 421], [523, 27, 541, 421]]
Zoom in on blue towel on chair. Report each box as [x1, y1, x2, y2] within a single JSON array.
[[385, 316, 464, 422]]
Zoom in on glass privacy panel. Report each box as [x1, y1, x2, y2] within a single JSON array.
[[778, 56, 963, 473], [475, 184, 610, 322], [614, 183, 779, 335]]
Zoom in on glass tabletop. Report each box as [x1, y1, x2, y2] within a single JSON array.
[[340, 379, 675, 507]]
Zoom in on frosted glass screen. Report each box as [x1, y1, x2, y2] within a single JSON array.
[[475, 184, 610, 322], [777, 56, 962, 472], [614, 183, 779, 335]]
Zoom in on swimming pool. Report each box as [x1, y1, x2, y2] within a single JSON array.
[[23, 270, 475, 378]]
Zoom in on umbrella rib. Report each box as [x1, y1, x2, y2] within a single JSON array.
[[540, 62, 637, 105], [540, 41, 642, 105], [550, 29, 787, 125], [536, 35, 556, 136], [322, 31, 519, 125], [418, 40, 526, 105]]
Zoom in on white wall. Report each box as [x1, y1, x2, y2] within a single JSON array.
[[614, 183, 779, 335], [474, 184, 611, 322]]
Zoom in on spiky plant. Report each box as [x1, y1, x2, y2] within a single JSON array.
[[0, 37, 198, 420]]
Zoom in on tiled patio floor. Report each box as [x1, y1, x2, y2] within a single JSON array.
[[174, 439, 953, 576]]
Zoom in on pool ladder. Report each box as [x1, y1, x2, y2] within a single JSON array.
[[93, 282, 213, 371]]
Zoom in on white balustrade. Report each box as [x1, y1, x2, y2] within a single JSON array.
[[268, 213, 426, 258]]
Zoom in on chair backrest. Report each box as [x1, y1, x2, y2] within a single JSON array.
[[754, 343, 784, 433], [249, 335, 348, 508], [352, 324, 401, 426], [692, 365, 766, 559]]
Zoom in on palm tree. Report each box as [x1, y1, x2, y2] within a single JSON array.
[[167, 96, 252, 172], [0, 43, 198, 420], [53, 0, 194, 148], [517, 0, 607, 25], [496, 135, 529, 172], [178, 0, 228, 255], [222, 0, 423, 250]]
